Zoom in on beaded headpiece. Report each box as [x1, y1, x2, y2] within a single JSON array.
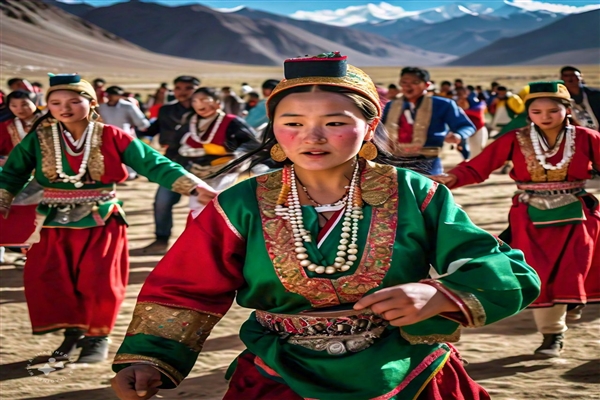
[[524, 81, 571, 105], [266, 52, 382, 118], [45, 73, 97, 102]]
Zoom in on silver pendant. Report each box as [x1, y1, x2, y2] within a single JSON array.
[[74, 181, 84, 188]]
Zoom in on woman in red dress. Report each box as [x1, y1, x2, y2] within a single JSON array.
[[433, 81, 600, 357]]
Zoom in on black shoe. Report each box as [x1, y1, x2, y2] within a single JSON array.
[[129, 239, 169, 256], [75, 336, 109, 363], [52, 328, 85, 361], [566, 304, 585, 321], [534, 333, 564, 358]]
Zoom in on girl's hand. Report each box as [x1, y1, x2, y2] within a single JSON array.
[[196, 186, 218, 205], [353, 283, 460, 327], [110, 364, 162, 400], [429, 173, 457, 187]]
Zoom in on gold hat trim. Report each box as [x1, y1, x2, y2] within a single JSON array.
[[45, 79, 97, 102]]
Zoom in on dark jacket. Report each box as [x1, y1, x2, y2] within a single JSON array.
[[146, 101, 191, 164]]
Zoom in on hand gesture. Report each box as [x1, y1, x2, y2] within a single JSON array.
[[429, 173, 457, 187], [110, 365, 163, 400], [353, 283, 459, 327], [444, 133, 462, 145], [195, 185, 218, 205]]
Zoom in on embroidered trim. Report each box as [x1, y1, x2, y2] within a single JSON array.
[[87, 122, 105, 181], [420, 181, 438, 212], [400, 327, 461, 345], [113, 354, 184, 386], [7, 121, 21, 147], [422, 280, 486, 328], [126, 302, 222, 352], [171, 174, 201, 195], [0, 188, 15, 209], [257, 162, 398, 307], [214, 197, 243, 241], [38, 122, 58, 181], [516, 128, 570, 182], [384, 96, 433, 156]]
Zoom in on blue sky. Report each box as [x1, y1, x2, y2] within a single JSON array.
[[59, 0, 599, 14]]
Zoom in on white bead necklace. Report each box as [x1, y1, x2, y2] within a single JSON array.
[[276, 163, 363, 275], [13, 118, 28, 140], [529, 122, 575, 171], [189, 110, 225, 144], [52, 121, 94, 188]]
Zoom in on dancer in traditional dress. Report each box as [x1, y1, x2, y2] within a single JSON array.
[[178, 87, 260, 217], [456, 86, 488, 159], [433, 81, 600, 357], [0, 90, 44, 256], [382, 67, 475, 175], [0, 74, 216, 363], [111, 53, 539, 400]]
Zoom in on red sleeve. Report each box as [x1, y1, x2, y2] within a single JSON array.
[[137, 199, 246, 315], [586, 127, 600, 171], [448, 130, 517, 188], [0, 121, 15, 156]]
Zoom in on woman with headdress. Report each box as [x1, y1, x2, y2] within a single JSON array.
[[433, 81, 600, 358], [177, 87, 260, 217], [0, 74, 217, 363], [110, 53, 539, 399], [0, 90, 45, 251]]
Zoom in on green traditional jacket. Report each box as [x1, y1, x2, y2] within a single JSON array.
[[113, 162, 541, 399], [0, 122, 202, 230]]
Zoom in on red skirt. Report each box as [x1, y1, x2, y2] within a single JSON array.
[[0, 204, 37, 247], [224, 349, 489, 400], [24, 217, 129, 336], [509, 194, 600, 307]]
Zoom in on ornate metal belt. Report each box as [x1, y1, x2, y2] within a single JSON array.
[[40, 187, 116, 224], [255, 309, 389, 356], [516, 181, 585, 210]]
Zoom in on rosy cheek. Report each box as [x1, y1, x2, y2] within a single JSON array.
[[274, 127, 297, 148]]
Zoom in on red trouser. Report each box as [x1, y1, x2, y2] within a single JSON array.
[[24, 217, 128, 336]]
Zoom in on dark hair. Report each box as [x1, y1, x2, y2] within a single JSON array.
[[400, 67, 430, 82], [7, 78, 24, 88], [6, 90, 40, 118], [441, 81, 451, 87], [497, 86, 507, 91], [526, 97, 571, 110], [262, 79, 280, 90], [387, 84, 398, 90], [160, 82, 168, 88], [560, 66, 581, 75], [476, 85, 483, 90], [454, 79, 464, 84], [106, 86, 124, 95], [241, 82, 249, 86], [32, 82, 43, 88], [174, 76, 200, 86], [248, 92, 260, 99], [221, 86, 231, 91], [467, 85, 475, 91], [192, 87, 220, 101], [491, 81, 499, 87], [206, 85, 434, 178], [93, 78, 106, 85]]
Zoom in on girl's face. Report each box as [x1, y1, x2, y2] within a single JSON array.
[[9, 98, 37, 120], [528, 98, 568, 131], [273, 91, 375, 171], [191, 92, 220, 118], [47, 90, 94, 124]]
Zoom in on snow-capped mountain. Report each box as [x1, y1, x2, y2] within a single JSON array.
[[289, 0, 600, 26]]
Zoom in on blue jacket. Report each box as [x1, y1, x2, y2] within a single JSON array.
[[382, 96, 475, 149]]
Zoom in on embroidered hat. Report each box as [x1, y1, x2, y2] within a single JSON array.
[[45, 73, 97, 102], [266, 52, 382, 118], [524, 81, 571, 104]]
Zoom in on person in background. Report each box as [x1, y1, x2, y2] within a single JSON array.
[[382, 67, 475, 174], [456, 86, 488, 158], [93, 78, 107, 104], [486, 81, 500, 108], [489, 86, 525, 135], [220, 87, 244, 117], [475, 85, 489, 103], [131, 76, 200, 256], [244, 92, 260, 113], [438, 81, 454, 99], [31, 82, 46, 108], [560, 66, 600, 131], [122, 92, 140, 109], [133, 93, 145, 114], [98, 86, 150, 136], [386, 83, 401, 100], [241, 82, 254, 96], [245, 79, 280, 131]]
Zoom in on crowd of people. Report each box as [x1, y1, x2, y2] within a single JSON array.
[[0, 55, 598, 399]]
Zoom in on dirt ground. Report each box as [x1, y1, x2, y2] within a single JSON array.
[[0, 151, 598, 400]]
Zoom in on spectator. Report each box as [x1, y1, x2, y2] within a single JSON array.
[[245, 79, 279, 130], [93, 78, 107, 104], [489, 86, 524, 134], [386, 83, 401, 100], [438, 80, 454, 99], [560, 66, 600, 131]]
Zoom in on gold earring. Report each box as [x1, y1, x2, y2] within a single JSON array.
[[359, 141, 378, 161], [270, 143, 287, 162]]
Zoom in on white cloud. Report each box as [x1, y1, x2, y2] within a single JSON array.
[[213, 5, 246, 13], [505, 0, 600, 14]]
